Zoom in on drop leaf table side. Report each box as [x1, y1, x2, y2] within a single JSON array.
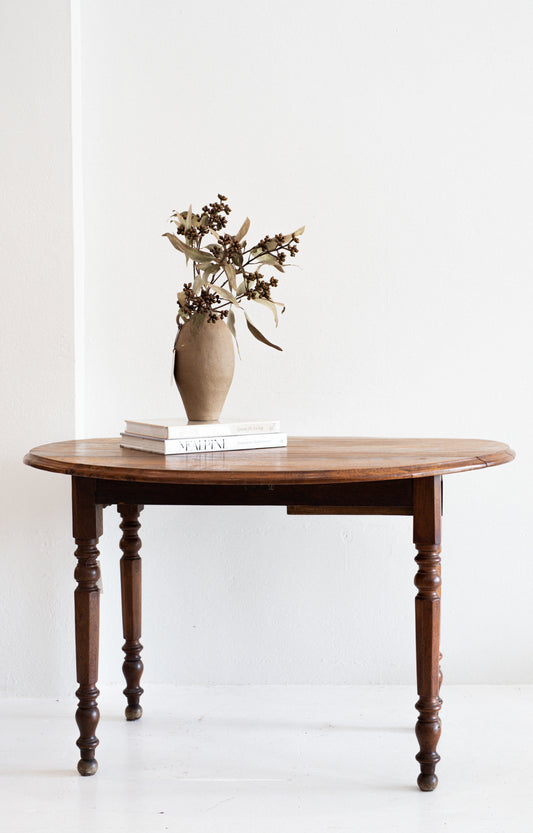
[[23, 436, 514, 790]]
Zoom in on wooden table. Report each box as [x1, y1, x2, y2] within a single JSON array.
[[23, 436, 514, 790]]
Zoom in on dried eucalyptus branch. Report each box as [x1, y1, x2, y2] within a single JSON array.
[[163, 194, 304, 351]]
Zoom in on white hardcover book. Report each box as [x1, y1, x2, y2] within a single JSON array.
[[120, 432, 287, 455], [124, 417, 281, 440]]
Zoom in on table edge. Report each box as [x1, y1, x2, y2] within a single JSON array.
[[23, 441, 516, 485]]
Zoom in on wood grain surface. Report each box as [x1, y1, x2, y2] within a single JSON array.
[[24, 437, 515, 485]]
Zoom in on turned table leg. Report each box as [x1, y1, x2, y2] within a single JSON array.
[[413, 475, 442, 791], [118, 504, 144, 721], [72, 478, 103, 776]]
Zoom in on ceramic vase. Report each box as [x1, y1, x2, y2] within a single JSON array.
[[173, 316, 235, 421]]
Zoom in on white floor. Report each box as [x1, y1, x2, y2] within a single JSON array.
[[1, 685, 531, 833]]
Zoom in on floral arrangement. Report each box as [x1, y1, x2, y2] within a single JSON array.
[[163, 194, 304, 352]]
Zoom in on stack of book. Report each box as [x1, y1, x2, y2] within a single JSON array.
[[120, 418, 287, 455]]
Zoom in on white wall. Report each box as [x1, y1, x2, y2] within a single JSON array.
[[0, 0, 76, 695], [3, 0, 532, 695], [79, 0, 532, 687]]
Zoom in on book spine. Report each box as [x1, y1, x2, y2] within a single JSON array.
[[124, 423, 169, 439], [120, 433, 287, 455], [124, 420, 281, 439]]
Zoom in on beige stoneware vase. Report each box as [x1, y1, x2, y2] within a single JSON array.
[[173, 317, 235, 421]]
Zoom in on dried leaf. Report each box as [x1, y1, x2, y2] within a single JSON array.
[[235, 217, 250, 242], [185, 204, 193, 230], [215, 285, 241, 308], [223, 261, 237, 292], [252, 297, 279, 326], [244, 313, 282, 351], [223, 292, 281, 350], [164, 232, 186, 251], [249, 241, 277, 256], [187, 248, 214, 263], [226, 309, 241, 358], [255, 253, 285, 272], [201, 263, 220, 282], [170, 211, 186, 227], [162, 233, 214, 263], [282, 225, 305, 244]]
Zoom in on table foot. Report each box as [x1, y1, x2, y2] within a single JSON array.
[[417, 772, 438, 791], [77, 758, 98, 776], [118, 504, 144, 721], [75, 679, 100, 769], [125, 704, 143, 721], [415, 701, 441, 791]]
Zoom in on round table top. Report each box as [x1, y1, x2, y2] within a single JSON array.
[[23, 437, 515, 485]]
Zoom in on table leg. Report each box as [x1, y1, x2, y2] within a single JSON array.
[[118, 504, 144, 721], [72, 478, 103, 776], [413, 475, 442, 791]]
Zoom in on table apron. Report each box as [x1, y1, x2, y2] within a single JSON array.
[[92, 477, 415, 514]]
